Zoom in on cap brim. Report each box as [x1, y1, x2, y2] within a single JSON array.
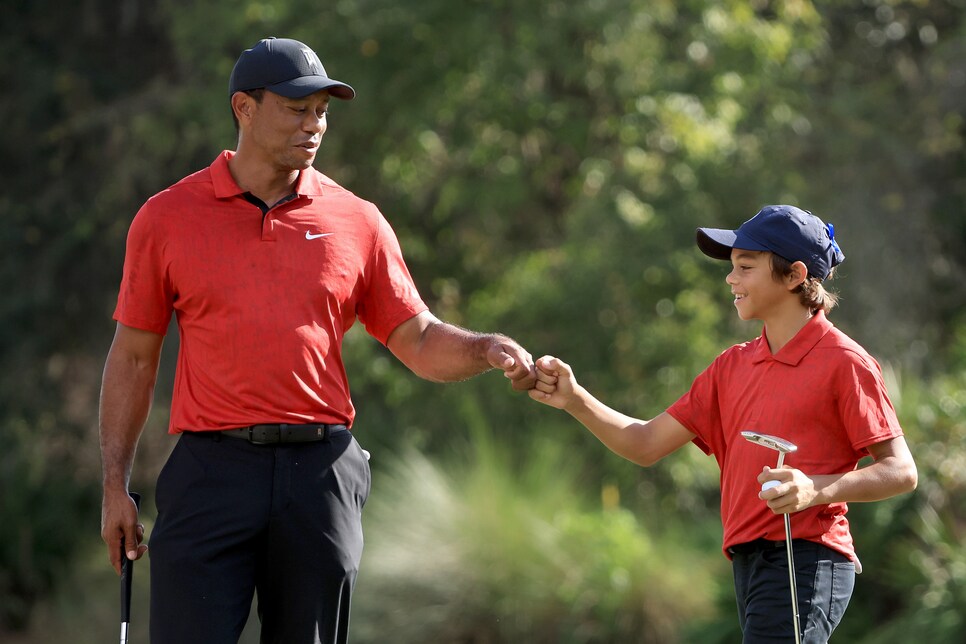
[[267, 76, 356, 100], [696, 227, 737, 260]]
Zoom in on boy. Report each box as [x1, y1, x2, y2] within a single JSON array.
[[530, 205, 917, 642]]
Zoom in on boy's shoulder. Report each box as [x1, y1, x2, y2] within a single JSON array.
[[711, 336, 763, 368], [712, 320, 878, 369], [814, 324, 885, 374], [817, 323, 875, 356]]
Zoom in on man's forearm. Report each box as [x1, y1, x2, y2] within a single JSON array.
[[99, 350, 158, 490], [408, 321, 504, 382], [387, 311, 534, 388]]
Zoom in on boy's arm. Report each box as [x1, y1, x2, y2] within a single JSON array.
[[759, 435, 918, 513], [530, 356, 696, 466]]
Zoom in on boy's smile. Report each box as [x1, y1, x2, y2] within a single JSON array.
[[727, 250, 790, 321]]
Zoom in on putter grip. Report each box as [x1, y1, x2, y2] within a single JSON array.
[[120, 492, 141, 624]]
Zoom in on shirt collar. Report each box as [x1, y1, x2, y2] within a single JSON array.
[[211, 150, 244, 198], [752, 310, 834, 366], [210, 150, 330, 199]]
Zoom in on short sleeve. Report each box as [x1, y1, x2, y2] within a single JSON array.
[[667, 359, 722, 456], [356, 212, 428, 345], [836, 351, 903, 453], [113, 202, 175, 334]]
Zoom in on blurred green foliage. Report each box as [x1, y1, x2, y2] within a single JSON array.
[[353, 432, 724, 643], [2, 0, 965, 640]]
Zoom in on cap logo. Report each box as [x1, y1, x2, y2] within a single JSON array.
[[300, 47, 322, 73]]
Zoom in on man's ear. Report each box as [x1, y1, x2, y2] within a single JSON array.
[[787, 261, 808, 290], [231, 92, 254, 126]]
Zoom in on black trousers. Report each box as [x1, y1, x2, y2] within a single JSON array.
[[148, 430, 371, 644], [732, 539, 856, 643]]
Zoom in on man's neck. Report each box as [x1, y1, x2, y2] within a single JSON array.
[[228, 151, 300, 208]]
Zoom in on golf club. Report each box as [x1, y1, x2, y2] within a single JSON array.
[[120, 491, 141, 644], [740, 431, 802, 644]]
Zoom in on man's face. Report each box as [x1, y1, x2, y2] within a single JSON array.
[[243, 89, 331, 171]]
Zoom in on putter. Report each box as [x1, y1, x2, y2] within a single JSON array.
[[740, 431, 802, 644], [120, 492, 141, 644]]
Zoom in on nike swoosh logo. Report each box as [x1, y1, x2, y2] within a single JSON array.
[[305, 231, 334, 240]]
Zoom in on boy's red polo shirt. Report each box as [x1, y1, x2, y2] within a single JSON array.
[[114, 151, 428, 432], [667, 312, 903, 562]]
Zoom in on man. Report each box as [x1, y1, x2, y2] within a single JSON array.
[[99, 37, 536, 644]]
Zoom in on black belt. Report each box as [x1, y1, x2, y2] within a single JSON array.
[[214, 423, 349, 445], [728, 539, 792, 555]]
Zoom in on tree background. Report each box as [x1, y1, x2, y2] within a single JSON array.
[[2, 0, 965, 641]]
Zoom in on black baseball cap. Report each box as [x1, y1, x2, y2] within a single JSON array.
[[229, 37, 355, 100], [696, 205, 845, 280]]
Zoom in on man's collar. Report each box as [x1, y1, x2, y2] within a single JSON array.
[[211, 150, 244, 198], [292, 164, 328, 196], [211, 150, 330, 199]]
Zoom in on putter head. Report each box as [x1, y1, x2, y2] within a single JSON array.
[[741, 431, 798, 454]]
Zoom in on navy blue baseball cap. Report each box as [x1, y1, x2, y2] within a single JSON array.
[[229, 37, 355, 100], [696, 205, 845, 280]]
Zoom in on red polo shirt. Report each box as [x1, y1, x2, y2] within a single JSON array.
[[667, 312, 903, 561], [114, 151, 428, 431]]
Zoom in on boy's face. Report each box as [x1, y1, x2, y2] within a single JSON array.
[[725, 250, 795, 321]]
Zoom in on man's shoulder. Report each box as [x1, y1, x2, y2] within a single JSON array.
[[125, 166, 219, 238], [304, 167, 382, 218], [141, 166, 214, 208], [166, 165, 215, 196], [306, 168, 367, 200], [307, 166, 345, 192]]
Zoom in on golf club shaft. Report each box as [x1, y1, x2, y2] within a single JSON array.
[[784, 513, 801, 644], [743, 432, 802, 643], [775, 450, 800, 643], [120, 492, 141, 644]]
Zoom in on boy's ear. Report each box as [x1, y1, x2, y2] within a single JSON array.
[[787, 261, 808, 290]]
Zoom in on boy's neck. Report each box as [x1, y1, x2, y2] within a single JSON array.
[[761, 305, 814, 354]]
